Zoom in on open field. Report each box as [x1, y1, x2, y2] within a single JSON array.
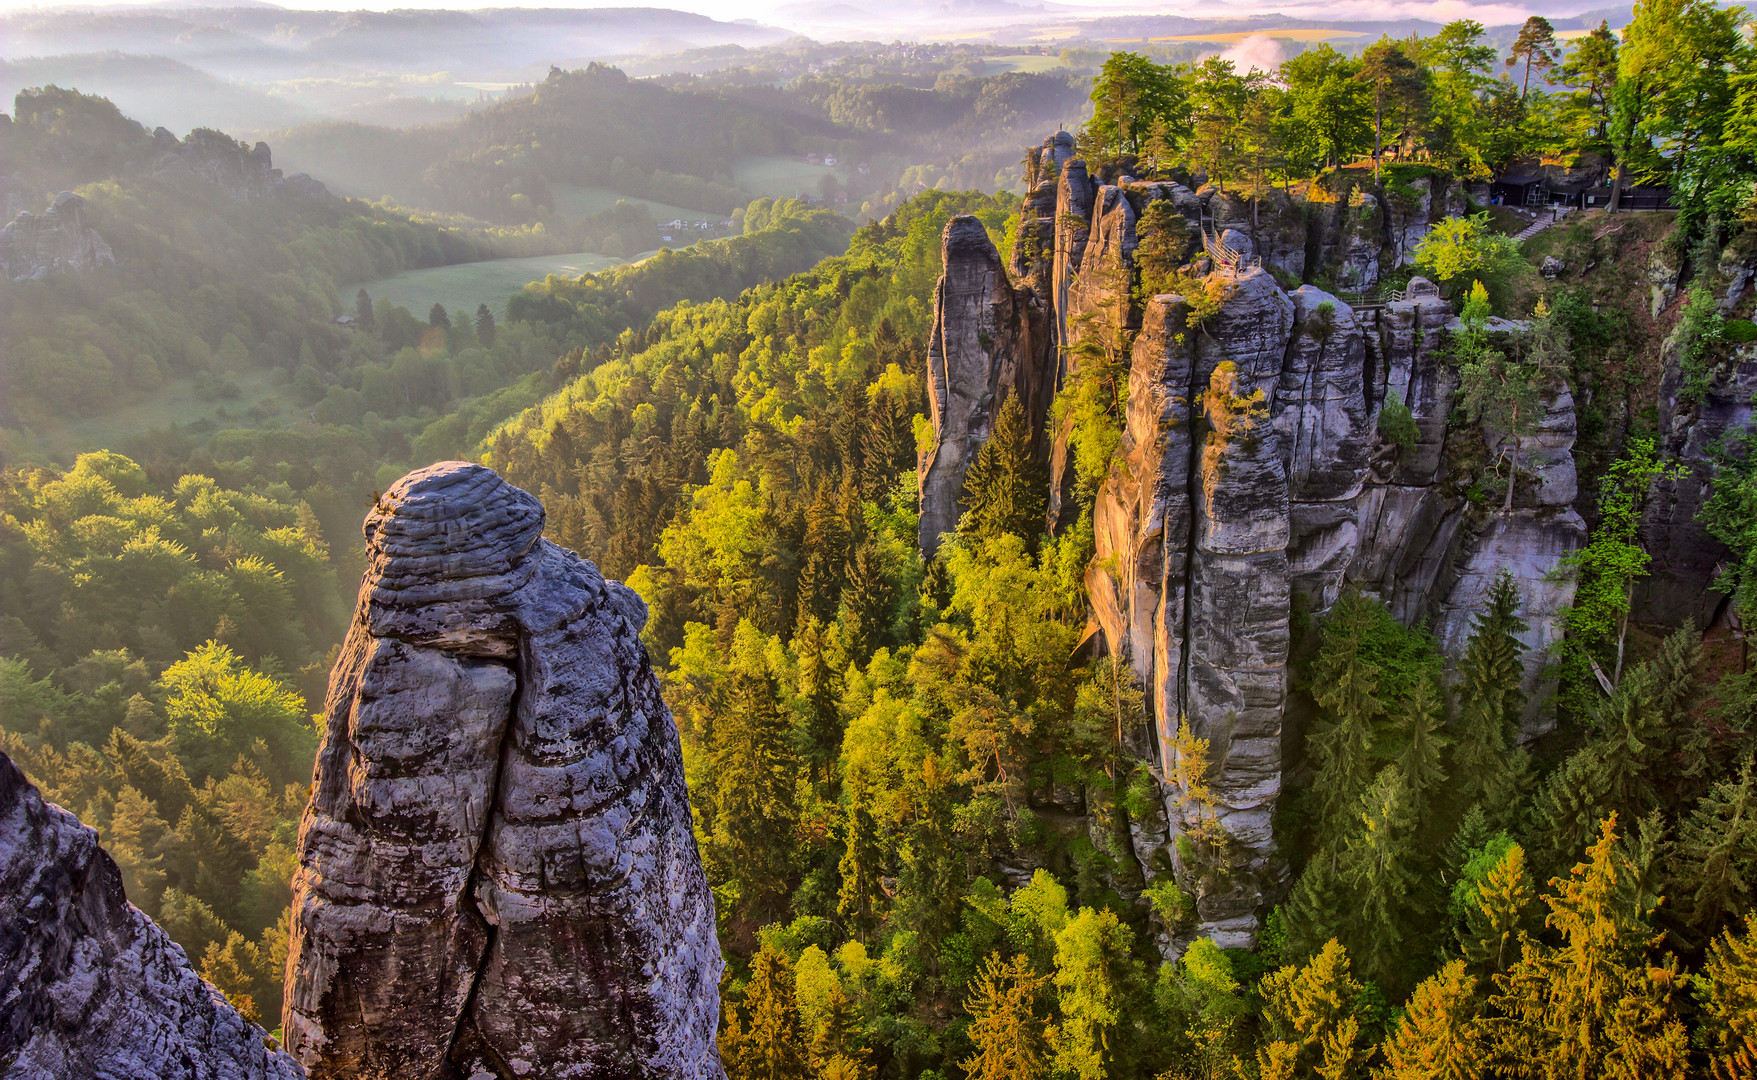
[[41, 368, 289, 461], [362, 251, 630, 318], [733, 155, 845, 199], [549, 184, 720, 224], [983, 54, 1067, 74]]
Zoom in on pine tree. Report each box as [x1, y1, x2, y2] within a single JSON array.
[[1699, 914, 1757, 1080], [959, 392, 1048, 548], [708, 670, 800, 918], [722, 945, 810, 1080], [1339, 766, 1419, 987], [842, 541, 895, 658], [1459, 843, 1532, 977], [1450, 573, 1526, 815], [1283, 853, 1350, 964], [1486, 817, 1689, 1079], [1308, 592, 1385, 849], [797, 480, 851, 628], [962, 954, 1052, 1080], [1395, 674, 1449, 832], [475, 303, 495, 345], [355, 287, 374, 328], [836, 792, 883, 939], [794, 617, 844, 781], [1507, 15, 1562, 98], [1373, 959, 1485, 1080], [1666, 755, 1757, 948], [106, 784, 169, 916], [428, 302, 450, 330]]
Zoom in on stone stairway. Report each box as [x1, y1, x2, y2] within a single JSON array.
[[1513, 206, 1573, 243]]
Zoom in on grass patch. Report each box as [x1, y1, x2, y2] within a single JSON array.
[[361, 251, 632, 319], [549, 184, 719, 225], [733, 155, 845, 199], [983, 54, 1068, 74]]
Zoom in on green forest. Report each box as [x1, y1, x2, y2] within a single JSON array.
[[6, 0, 1757, 1075]]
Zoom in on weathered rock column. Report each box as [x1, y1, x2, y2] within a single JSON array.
[[285, 462, 723, 1080], [0, 752, 302, 1080], [918, 216, 1044, 556]]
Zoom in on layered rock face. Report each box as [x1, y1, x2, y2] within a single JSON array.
[[0, 191, 116, 281], [918, 216, 1052, 555], [285, 462, 723, 1080], [920, 140, 1587, 947], [0, 751, 302, 1080]]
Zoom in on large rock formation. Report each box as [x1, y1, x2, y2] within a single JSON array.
[[0, 751, 302, 1080], [0, 191, 116, 281], [918, 217, 1052, 555], [284, 462, 723, 1080], [918, 139, 1588, 947], [152, 128, 328, 202]]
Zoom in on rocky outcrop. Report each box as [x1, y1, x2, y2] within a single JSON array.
[[918, 217, 1051, 555], [153, 129, 327, 202], [921, 133, 1590, 947], [0, 191, 116, 281], [1636, 331, 1757, 628], [285, 462, 723, 1080], [0, 751, 302, 1080]]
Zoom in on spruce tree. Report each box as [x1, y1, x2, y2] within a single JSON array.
[[708, 670, 800, 918], [1395, 673, 1449, 832], [1450, 573, 1526, 816], [428, 302, 450, 329], [355, 288, 374, 328], [959, 392, 1048, 547], [837, 794, 883, 939], [1666, 755, 1757, 948], [797, 480, 851, 628], [1339, 765, 1419, 987], [842, 541, 895, 659], [794, 617, 844, 780], [474, 302, 495, 345], [1308, 592, 1385, 850], [1283, 850, 1350, 962]]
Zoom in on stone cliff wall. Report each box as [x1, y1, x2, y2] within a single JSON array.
[[919, 141, 1586, 948], [0, 751, 302, 1080], [0, 191, 116, 281], [285, 462, 724, 1080]]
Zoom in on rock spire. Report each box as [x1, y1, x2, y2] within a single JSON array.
[[283, 462, 724, 1080]]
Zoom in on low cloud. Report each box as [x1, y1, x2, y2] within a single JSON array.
[[1218, 34, 1286, 73]]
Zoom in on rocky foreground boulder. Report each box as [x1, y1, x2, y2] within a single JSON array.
[[284, 462, 724, 1080], [0, 751, 301, 1080]]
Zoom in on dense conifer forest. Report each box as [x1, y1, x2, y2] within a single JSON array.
[[5, 1, 1757, 1075]]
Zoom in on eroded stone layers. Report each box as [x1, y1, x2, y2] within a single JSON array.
[[285, 462, 723, 1080], [918, 216, 1051, 555], [0, 752, 302, 1080]]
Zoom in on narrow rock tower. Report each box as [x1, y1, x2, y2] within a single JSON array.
[[284, 462, 724, 1080]]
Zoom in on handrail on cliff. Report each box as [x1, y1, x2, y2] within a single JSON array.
[[1201, 224, 1261, 273]]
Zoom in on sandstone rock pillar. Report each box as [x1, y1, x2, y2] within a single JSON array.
[[284, 462, 723, 1080]]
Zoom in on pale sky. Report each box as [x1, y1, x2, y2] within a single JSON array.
[[0, 0, 1587, 23]]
